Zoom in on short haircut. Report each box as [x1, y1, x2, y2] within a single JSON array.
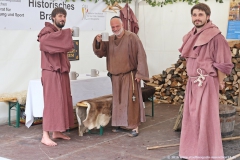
[[191, 3, 211, 16], [110, 16, 122, 24], [51, 7, 67, 22], [111, 16, 121, 20]]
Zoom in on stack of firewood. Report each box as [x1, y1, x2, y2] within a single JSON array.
[[146, 56, 187, 104], [145, 42, 240, 105], [219, 46, 240, 106]]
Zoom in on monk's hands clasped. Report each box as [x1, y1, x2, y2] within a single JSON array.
[[96, 34, 102, 43]]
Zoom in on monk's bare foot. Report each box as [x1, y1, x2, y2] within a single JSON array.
[[41, 131, 57, 146], [41, 136, 57, 146], [52, 131, 71, 140]]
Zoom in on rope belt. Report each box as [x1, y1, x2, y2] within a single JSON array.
[[131, 71, 136, 102], [189, 68, 208, 87]]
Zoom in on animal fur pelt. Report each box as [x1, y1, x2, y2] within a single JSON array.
[[0, 90, 27, 105], [76, 95, 112, 136], [76, 107, 88, 136]]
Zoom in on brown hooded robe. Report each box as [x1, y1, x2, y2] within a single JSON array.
[[93, 30, 149, 129]]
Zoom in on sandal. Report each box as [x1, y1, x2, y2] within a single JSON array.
[[128, 130, 138, 137], [112, 127, 128, 133]]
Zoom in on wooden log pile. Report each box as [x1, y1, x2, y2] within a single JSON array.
[[146, 56, 187, 104], [219, 46, 240, 106], [145, 41, 240, 106]]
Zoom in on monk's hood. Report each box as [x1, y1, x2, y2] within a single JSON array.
[[179, 21, 221, 58]]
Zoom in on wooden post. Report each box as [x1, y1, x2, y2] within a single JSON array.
[[147, 144, 179, 150], [227, 154, 240, 160]]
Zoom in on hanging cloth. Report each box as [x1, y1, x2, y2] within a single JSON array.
[[120, 3, 139, 34]]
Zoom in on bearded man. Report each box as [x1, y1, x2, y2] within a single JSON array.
[[178, 3, 233, 159], [37, 7, 74, 146], [92, 16, 149, 137]]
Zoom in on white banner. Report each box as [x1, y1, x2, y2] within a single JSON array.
[[0, 0, 106, 30]]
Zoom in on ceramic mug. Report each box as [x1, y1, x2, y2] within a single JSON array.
[[72, 26, 79, 37], [70, 71, 79, 80], [101, 32, 109, 41], [91, 69, 99, 77]]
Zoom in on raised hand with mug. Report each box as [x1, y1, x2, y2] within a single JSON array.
[[96, 32, 109, 43], [101, 32, 109, 41]]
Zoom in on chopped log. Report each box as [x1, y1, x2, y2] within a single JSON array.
[[158, 100, 170, 103], [235, 63, 240, 72], [161, 88, 165, 92], [167, 74, 172, 79], [155, 85, 163, 91], [228, 40, 240, 47], [234, 106, 240, 112], [145, 82, 159, 87], [178, 63, 184, 69], [233, 75, 238, 81], [181, 75, 188, 80], [170, 81, 178, 88], [157, 76, 163, 82], [232, 55, 238, 61], [149, 78, 154, 83], [155, 92, 160, 95], [166, 67, 175, 74], [165, 90, 171, 96], [153, 80, 159, 85], [152, 74, 161, 80], [174, 68, 181, 74], [182, 85, 186, 90], [162, 71, 167, 78], [177, 82, 182, 87], [225, 77, 230, 82]]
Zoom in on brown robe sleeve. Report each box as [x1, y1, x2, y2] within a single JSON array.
[[38, 28, 74, 54], [130, 34, 149, 82], [92, 36, 109, 58]]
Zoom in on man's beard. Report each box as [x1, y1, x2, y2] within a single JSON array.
[[195, 24, 205, 28], [113, 27, 123, 36], [55, 21, 65, 28], [194, 20, 206, 28]]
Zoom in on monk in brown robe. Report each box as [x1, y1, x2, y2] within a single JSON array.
[[37, 7, 74, 146], [93, 16, 149, 137]]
